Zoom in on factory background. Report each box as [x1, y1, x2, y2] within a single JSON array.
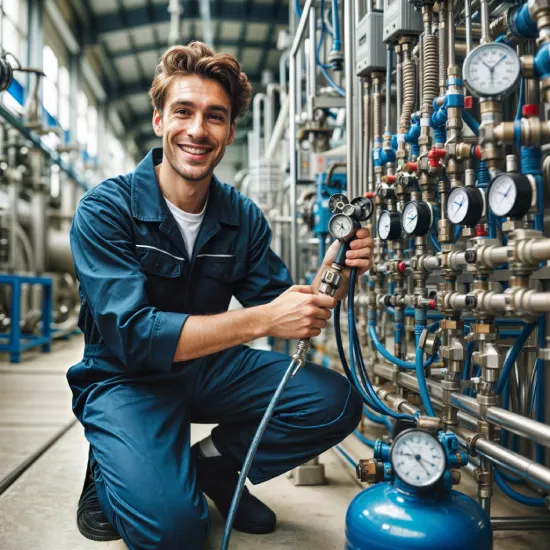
[[1, 0, 550, 549]]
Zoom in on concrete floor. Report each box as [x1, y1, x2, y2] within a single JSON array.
[[0, 336, 549, 549]]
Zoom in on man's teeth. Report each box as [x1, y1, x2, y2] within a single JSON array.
[[180, 145, 210, 155]]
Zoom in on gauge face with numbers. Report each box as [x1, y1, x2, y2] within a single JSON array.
[[328, 213, 354, 241], [463, 43, 520, 97], [391, 429, 446, 488]]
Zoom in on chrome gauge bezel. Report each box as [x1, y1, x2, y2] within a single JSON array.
[[391, 429, 447, 489], [328, 213, 355, 241], [463, 43, 521, 98]]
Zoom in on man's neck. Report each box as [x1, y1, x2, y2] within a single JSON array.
[[156, 159, 210, 214]]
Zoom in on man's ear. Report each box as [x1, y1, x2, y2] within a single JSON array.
[[227, 120, 236, 145], [153, 108, 163, 137]]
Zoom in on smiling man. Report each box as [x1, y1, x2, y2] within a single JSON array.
[[68, 42, 373, 550]]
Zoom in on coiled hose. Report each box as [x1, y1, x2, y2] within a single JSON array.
[[399, 57, 416, 131], [422, 34, 439, 108]]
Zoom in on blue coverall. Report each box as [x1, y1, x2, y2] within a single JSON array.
[[68, 148, 362, 550]]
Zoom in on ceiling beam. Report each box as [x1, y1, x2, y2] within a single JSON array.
[[90, 2, 287, 38], [110, 37, 277, 59]]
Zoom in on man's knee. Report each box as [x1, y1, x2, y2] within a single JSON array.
[[123, 495, 209, 550], [292, 366, 363, 435]]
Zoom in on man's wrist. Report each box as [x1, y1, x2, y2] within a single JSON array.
[[249, 304, 271, 338]]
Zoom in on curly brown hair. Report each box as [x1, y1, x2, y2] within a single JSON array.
[[150, 41, 252, 122]]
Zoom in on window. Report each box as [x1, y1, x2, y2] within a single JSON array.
[[58, 66, 70, 130], [77, 91, 88, 145], [43, 45, 59, 118], [87, 105, 98, 157]]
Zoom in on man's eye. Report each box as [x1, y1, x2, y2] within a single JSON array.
[[176, 109, 189, 115], [209, 114, 223, 121]]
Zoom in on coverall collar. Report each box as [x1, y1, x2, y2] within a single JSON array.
[[131, 148, 240, 227]]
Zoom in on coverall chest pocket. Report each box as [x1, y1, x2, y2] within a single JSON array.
[[136, 246, 186, 311], [198, 257, 246, 313]]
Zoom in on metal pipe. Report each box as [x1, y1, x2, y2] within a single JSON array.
[[385, 46, 392, 132], [491, 518, 550, 531], [479, 0, 490, 44], [448, 0, 456, 69], [289, 0, 314, 282], [464, 0, 473, 55], [451, 393, 550, 449], [344, 0, 355, 198], [307, 6, 317, 121], [357, 79, 365, 199], [452, 426, 550, 492]]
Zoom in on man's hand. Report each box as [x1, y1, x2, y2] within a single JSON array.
[[260, 285, 337, 339], [313, 227, 373, 301]]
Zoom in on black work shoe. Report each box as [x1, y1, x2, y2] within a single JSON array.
[[77, 455, 121, 542], [192, 443, 277, 534]]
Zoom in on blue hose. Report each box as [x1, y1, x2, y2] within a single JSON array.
[[368, 324, 436, 370], [429, 232, 441, 252], [335, 445, 357, 468], [495, 470, 546, 507], [496, 322, 537, 394], [416, 325, 436, 416], [354, 429, 375, 448]]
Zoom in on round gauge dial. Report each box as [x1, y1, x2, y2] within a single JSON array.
[[391, 429, 446, 488], [488, 173, 532, 218], [328, 193, 349, 214], [377, 210, 402, 241], [329, 213, 355, 241], [463, 43, 520, 98], [402, 201, 432, 236], [447, 186, 484, 226]]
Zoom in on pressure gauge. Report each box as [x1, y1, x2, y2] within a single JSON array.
[[401, 201, 432, 236], [447, 186, 484, 226], [487, 173, 532, 218], [329, 213, 355, 241], [377, 210, 402, 241], [329, 193, 349, 214], [391, 429, 446, 488], [463, 43, 521, 98]]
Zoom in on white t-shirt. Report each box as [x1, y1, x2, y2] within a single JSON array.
[[164, 197, 208, 258]]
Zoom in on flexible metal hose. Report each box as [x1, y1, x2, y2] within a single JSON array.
[[423, 34, 439, 107], [399, 57, 416, 131]]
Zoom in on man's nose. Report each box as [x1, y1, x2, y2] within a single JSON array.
[[187, 115, 208, 140]]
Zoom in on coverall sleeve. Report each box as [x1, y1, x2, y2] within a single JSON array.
[[70, 191, 188, 371], [234, 206, 293, 307]]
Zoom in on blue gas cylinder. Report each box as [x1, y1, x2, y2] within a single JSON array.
[[346, 481, 493, 550]]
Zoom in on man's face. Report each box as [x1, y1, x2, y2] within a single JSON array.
[[153, 75, 236, 184]]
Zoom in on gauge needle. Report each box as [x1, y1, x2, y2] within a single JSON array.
[[407, 215, 417, 222], [492, 54, 508, 69]]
